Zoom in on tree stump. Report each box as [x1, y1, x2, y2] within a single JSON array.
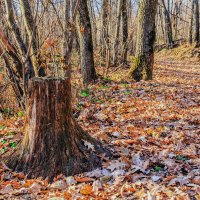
[[5, 78, 106, 181]]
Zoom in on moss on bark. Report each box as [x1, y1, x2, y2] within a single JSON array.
[[130, 55, 153, 81]]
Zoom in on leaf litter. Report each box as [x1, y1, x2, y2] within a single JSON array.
[[0, 58, 200, 199]]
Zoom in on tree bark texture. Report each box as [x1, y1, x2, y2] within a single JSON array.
[[76, 0, 96, 84], [194, 0, 199, 47], [161, 0, 173, 48], [0, 28, 23, 79], [130, 0, 158, 82], [0, 46, 24, 108], [101, 0, 111, 68], [62, 0, 72, 78], [5, 78, 106, 181], [88, 0, 98, 49], [101, 0, 110, 55], [188, 0, 194, 45], [112, 0, 123, 66], [121, 0, 128, 64]]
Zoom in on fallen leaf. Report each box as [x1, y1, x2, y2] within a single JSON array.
[[80, 184, 93, 195], [64, 191, 72, 199], [29, 183, 41, 193], [74, 176, 93, 183], [0, 184, 14, 194]]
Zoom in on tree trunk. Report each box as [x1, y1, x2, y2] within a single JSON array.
[[194, 0, 199, 47], [173, 0, 179, 40], [158, 5, 165, 43], [188, 0, 194, 45], [88, 0, 98, 49], [5, 78, 107, 181], [112, 0, 123, 66], [161, 0, 173, 48], [101, 0, 111, 69], [19, 0, 45, 76], [4, 0, 34, 87], [0, 46, 24, 109], [0, 28, 23, 79], [62, 0, 72, 78], [121, 0, 128, 64], [76, 0, 96, 85], [101, 0, 110, 56], [130, 0, 158, 82]]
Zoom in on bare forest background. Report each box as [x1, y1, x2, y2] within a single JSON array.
[[0, 0, 199, 110]]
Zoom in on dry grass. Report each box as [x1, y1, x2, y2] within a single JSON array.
[[155, 44, 200, 61]]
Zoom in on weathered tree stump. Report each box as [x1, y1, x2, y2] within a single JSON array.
[[5, 78, 106, 181]]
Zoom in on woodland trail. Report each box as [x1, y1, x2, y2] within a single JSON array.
[[155, 59, 200, 82], [0, 58, 200, 199], [75, 58, 200, 199]]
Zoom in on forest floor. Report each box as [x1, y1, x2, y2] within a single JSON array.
[[0, 48, 200, 199]]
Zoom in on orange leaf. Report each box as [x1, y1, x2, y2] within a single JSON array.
[[74, 176, 93, 183], [80, 184, 93, 195], [126, 187, 136, 193], [125, 139, 135, 144], [0, 28, 16, 53], [18, 172, 25, 179], [80, 27, 85, 33], [64, 191, 72, 200], [24, 180, 35, 187], [44, 38, 56, 49], [11, 181, 21, 189]]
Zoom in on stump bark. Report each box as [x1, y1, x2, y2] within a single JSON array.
[[5, 78, 106, 181]]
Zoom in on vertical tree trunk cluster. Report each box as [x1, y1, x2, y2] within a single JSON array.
[[4, 0, 34, 85], [112, 0, 128, 66], [1, 0, 46, 107], [19, 0, 45, 76], [130, 0, 158, 81]]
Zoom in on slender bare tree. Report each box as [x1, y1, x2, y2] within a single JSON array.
[[76, 0, 96, 84], [188, 0, 195, 45], [112, 0, 123, 66], [121, 0, 128, 64], [161, 0, 174, 48], [194, 0, 199, 47]]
